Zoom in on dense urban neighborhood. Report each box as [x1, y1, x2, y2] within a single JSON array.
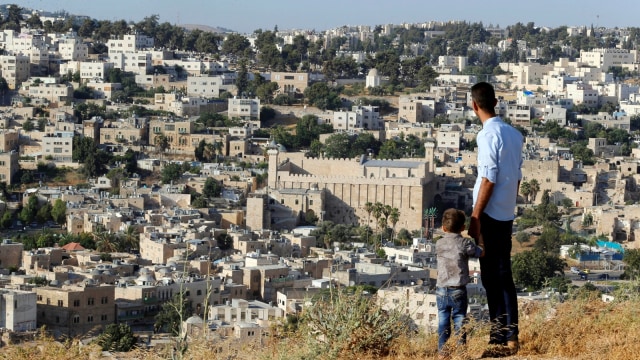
[[0, 3, 640, 358]]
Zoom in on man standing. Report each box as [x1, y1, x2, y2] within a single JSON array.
[[467, 82, 523, 357]]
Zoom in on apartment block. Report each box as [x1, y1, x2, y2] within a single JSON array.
[[228, 97, 260, 121], [187, 75, 223, 97], [580, 48, 636, 71], [332, 105, 381, 131], [27, 83, 73, 104], [0, 54, 30, 89], [42, 131, 74, 162], [106, 34, 154, 54], [58, 37, 88, 61]]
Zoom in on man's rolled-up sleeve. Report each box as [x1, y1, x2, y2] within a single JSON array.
[[477, 133, 498, 183]]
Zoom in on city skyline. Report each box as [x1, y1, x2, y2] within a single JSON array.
[[15, 0, 640, 34]]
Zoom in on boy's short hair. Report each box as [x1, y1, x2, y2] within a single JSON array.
[[442, 208, 466, 233]]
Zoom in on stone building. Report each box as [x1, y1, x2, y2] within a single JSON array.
[[0, 289, 37, 331], [35, 283, 115, 338], [267, 140, 437, 231]]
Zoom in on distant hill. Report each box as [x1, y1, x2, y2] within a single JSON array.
[[181, 24, 235, 34]]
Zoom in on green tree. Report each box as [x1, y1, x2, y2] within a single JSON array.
[[216, 233, 234, 251], [20, 195, 39, 224], [520, 180, 531, 204], [0, 210, 12, 229], [154, 292, 193, 335], [304, 82, 342, 110], [221, 33, 251, 56], [512, 249, 566, 290], [534, 225, 562, 254], [161, 163, 183, 184], [122, 225, 139, 252], [95, 323, 137, 352], [623, 248, 640, 280], [203, 177, 221, 198], [23, 119, 35, 132], [36, 202, 52, 224], [529, 179, 540, 203], [323, 133, 352, 158]]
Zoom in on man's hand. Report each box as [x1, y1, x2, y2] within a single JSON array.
[[468, 216, 481, 240]]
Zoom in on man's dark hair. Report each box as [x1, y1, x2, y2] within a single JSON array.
[[442, 208, 466, 233], [471, 81, 497, 113]]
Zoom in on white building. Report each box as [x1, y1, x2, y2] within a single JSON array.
[[42, 131, 74, 162], [566, 83, 599, 108], [26, 83, 73, 104], [106, 34, 154, 55], [59, 61, 114, 84], [332, 105, 382, 131], [438, 55, 467, 72], [579, 48, 637, 71], [366, 68, 380, 88], [57, 37, 89, 61], [228, 97, 260, 121], [187, 75, 223, 98], [0, 54, 30, 89]]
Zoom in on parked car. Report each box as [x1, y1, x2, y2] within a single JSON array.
[[570, 267, 580, 274], [582, 269, 591, 274], [597, 273, 610, 280], [579, 272, 589, 280]]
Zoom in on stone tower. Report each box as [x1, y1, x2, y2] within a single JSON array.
[[424, 138, 436, 173], [267, 148, 279, 189]]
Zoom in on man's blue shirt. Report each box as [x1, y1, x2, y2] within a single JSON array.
[[472, 116, 523, 221]]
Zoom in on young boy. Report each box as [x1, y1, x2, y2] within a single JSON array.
[[436, 208, 484, 357]]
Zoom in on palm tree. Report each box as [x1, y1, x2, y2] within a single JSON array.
[[372, 202, 384, 250], [94, 229, 120, 253], [122, 225, 139, 252], [423, 207, 438, 239], [213, 141, 224, 162], [154, 133, 170, 158], [389, 207, 400, 242], [529, 179, 540, 203], [520, 181, 531, 204], [363, 202, 374, 245], [203, 142, 216, 162], [377, 217, 387, 248]]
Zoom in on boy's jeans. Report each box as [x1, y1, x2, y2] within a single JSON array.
[[436, 286, 468, 352]]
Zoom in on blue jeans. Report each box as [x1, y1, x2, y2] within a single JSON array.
[[479, 213, 519, 344], [436, 286, 468, 352]]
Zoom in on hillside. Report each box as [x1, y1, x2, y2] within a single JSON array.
[[2, 292, 639, 360]]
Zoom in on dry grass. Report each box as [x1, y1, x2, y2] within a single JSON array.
[[3, 294, 640, 360]]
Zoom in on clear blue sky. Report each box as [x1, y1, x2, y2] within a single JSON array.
[[17, 0, 640, 34]]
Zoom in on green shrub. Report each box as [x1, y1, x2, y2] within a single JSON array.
[[299, 287, 412, 358]]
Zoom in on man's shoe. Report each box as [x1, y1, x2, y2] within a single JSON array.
[[507, 340, 519, 355]]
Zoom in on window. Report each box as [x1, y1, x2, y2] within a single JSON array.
[[87, 315, 94, 323], [101, 314, 108, 321], [73, 315, 80, 324], [88, 298, 94, 305], [58, 300, 64, 307], [101, 297, 108, 304], [73, 299, 80, 307]]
